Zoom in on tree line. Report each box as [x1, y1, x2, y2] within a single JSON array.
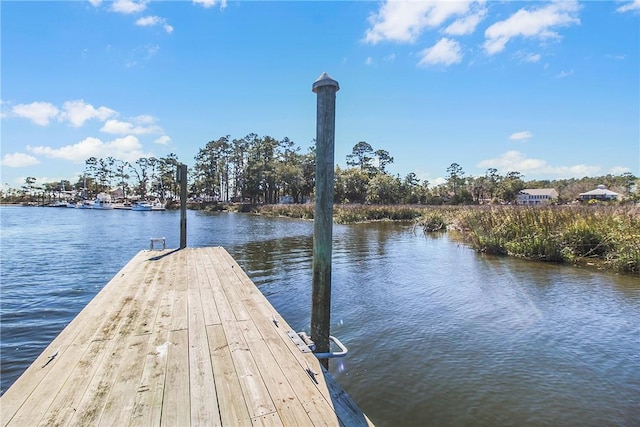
[[4, 133, 638, 205]]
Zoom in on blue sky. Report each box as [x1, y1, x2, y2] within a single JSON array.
[[1, 0, 638, 190]]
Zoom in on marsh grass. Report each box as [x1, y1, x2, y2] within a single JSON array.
[[334, 205, 424, 223], [252, 204, 315, 219], [450, 206, 639, 274], [255, 204, 426, 223], [253, 203, 639, 274]]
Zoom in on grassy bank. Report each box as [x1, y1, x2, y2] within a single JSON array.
[[424, 205, 639, 275], [251, 203, 427, 223], [252, 203, 639, 275]]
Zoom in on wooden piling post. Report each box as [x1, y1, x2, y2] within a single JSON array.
[[178, 163, 188, 249], [311, 72, 339, 368]]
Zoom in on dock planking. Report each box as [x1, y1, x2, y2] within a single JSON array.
[[1, 247, 373, 427]]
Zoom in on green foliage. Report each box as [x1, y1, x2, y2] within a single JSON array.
[[415, 212, 447, 232], [334, 205, 424, 224], [254, 204, 314, 219], [255, 204, 426, 224], [447, 206, 639, 274]]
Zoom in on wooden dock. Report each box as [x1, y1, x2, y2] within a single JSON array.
[[1, 247, 373, 426]]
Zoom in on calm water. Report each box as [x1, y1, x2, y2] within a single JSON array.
[[1, 206, 639, 426]]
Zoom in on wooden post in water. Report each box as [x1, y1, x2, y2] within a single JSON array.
[[178, 163, 188, 249], [311, 72, 339, 368]]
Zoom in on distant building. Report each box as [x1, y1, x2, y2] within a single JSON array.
[[579, 185, 619, 202], [111, 187, 125, 200], [516, 188, 559, 205]]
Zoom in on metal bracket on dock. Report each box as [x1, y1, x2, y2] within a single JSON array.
[[287, 331, 348, 359], [313, 335, 348, 359], [286, 330, 313, 353], [150, 237, 166, 251]]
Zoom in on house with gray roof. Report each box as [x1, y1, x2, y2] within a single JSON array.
[[579, 185, 619, 201], [516, 188, 559, 205]]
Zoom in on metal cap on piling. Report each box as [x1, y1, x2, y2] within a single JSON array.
[[312, 72, 340, 93]]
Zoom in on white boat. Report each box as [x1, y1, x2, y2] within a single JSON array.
[[92, 200, 113, 209], [77, 200, 93, 209], [151, 200, 166, 211], [131, 201, 152, 211], [92, 193, 114, 210]]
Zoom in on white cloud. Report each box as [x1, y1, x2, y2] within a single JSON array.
[[444, 8, 487, 36], [617, 0, 640, 13], [556, 69, 574, 78], [432, 177, 446, 187], [136, 15, 161, 26], [1, 153, 40, 168], [155, 135, 172, 145], [418, 38, 462, 67], [61, 100, 117, 127], [28, 135, 148, 163], [136, 15, 174, 34], [193, 0, 227, 9], [12, 102, 59, 126], [364, 1, 479, 44], [477, 150, 601, 178], [483, 1, 580, 55], [521, 52, 541, 63], [88, 0, 102, 6], [384, 53, 397, 62], [610, 166, 631, 175], [111, 0, 148, 14], [100, 117, 163, 135], [132, 114, 156, 125], [365, 57, 375, 66], [509, 131, 533, 141], [10, 100, 116, 127]]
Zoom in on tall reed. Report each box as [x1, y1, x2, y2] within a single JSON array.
[[450, 206, 639, 274]]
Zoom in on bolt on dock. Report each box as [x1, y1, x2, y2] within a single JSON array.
[[1, 247, 373, 426]]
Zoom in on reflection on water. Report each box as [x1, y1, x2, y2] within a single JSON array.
[[1, 207, 639, 426]]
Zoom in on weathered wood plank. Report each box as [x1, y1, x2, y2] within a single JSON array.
[[133, 253, 170, 336], [194, 249, 221, 326], [126, 252, 176, 427], [206, 324, 252, 426], [35, 338, 111, 427], [129, 314, 175, 427], [222, 319, 276, 420], [250, 412, 285, 427], [97, 334, 149, 427], [66, 255, 163, 427], [206, 248, 251, 322], [170, 249, 189, 332], [201, 249, 237, 324], [2, 250, 160, 426], [161, 329, 190, 427], [239, 319, 315, 426], [187, 285, 221, 426]]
